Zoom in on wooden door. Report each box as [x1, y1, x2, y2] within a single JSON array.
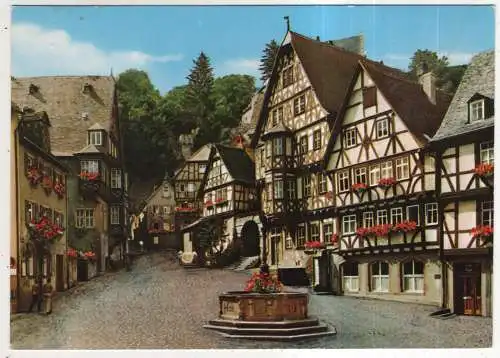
[[454, 263, 482, 316], [270, 238, 278, 266], [55, 255, 64, 292]]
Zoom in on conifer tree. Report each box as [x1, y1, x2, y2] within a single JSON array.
[[259, 39, 279, 82], [185, 51, 215, 124]]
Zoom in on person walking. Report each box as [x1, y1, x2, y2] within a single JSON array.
[[42, 277, 54, 315], [28, 276, 42, 313]]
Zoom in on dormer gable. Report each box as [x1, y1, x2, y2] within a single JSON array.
[[20, 110, 51, 153], [87, 122, 107, 146], [467, 93, 494, 122]]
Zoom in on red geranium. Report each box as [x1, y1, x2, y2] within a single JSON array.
[[331, 233, 339, 244], [304, 240, 325, 249], [54, 182, 65, 198], [352, 183, 368, 192], [378, 177, 397, 188], [79, 171, 99, 181], [28, 216, 65, 242], [371, 224, 392, 237], [81, 251, 97, 260], [42, 175, 53, 189], [474, 163, 494, 177], [356, 227, 373, 237], [244, 271, 283, 294], [204, 200, 213, 207], [67, 248, 78, 258], [393, 220, 418, 233], [27, 167, 42, 185], [470, 225, 493, 243]]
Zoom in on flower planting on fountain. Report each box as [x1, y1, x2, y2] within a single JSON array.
[[53, 182, 65, 198], [470, 225, 493, 244], [351, 182, 368, 193], [79, 171, 100, 181], [27, 166, 42, 185], [244, 270, 283, 294], [28, 216, 65, 242], [474, 163, 494, 177], [378, 177, 397, 189]]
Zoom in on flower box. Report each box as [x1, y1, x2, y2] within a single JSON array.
[[304, 241, 325, 249], [474, 163, 494, 178], [175, 207, 197, 212], [392, 220, 418, 233], [53, 182, 65, 198], [215, 198, 227, 205], [470, 225, 493, 244], [204, 200, 214, 207], [79, 171, 100, 181], [67, 248, 78, 258], [42, 175, 53, 192], [27, 167, 42, 186], [378, 177, 397, 189], [27, 216, 65, 242], [352, 182, 368, 193], [81, 251, 97, 261]]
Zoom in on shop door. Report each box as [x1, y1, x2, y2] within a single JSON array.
[[454, 263, 482, 316]]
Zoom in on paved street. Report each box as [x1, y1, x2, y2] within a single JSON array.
[[11, 252, 492, 349]]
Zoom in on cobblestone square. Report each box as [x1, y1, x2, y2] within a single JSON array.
[[10, 253, 492, 349]]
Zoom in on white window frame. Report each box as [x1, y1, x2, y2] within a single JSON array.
[[481, 201, 494, 227], [274, 180, 284, 199], [381, 161, 393, 179], [313, 130, 322, 150], [480, 141, 494, 165], [402, 260, 424, 293], [470, 99, 485, 121], [303, 175, 311, 197], [287, 179, 296, 199], [309, 223, 320, 242], [299, 135, 308, 155], [317, 173, 327, 194], [343, 263, 359, 292], [296, 225, 306, 248], [425, 203, 438, 225], [370, 165, 381, 186], [198, 164, 207, 174], [354, 167, 367, 185], [273, 137, 284, 156], [110, 206, 120, 225], [338, 170, 350, 193], [111, 168, 122, 189], [395, 157, 410, 180], [376, 118, 389, 139], [363, 211, 374, 228], [371, 262, 389, 293], [282, 65, 294, 88], [406, 205, 420, 225], [323, 222, 333, 242], [293, 94, 306, 116], [76, 209, 95, 228], [344, 128, 357, 148], [390, 207, 404, 224], [342, 215, 357, 235], [80, 160, 99, 174], [162, 184, 170, 198], [89, 131, 102, 146], [377, 210, 388, 225]]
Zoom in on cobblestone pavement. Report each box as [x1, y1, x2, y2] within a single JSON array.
[[10, 252, 492, 349]]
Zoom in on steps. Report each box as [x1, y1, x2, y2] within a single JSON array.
[[204, 317, 337, 341], [430, 308, 457, 320]]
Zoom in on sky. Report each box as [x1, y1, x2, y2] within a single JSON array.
[[11, 4, 495, 94]]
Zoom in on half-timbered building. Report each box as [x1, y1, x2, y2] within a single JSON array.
[[251, 31, 368, 277], [325, 59, 451, 304], [181, 144, 261, 266], [429, 51, 494, 316]]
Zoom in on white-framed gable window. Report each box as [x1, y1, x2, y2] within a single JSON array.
[[376, 118, 389, 139], [282, 65, 294, 88], [337, 170, 350, 193], [89, 130, 103, 146], [381, 161, 393, 178], [481, 201, 494, 227], [395, 157, 410, 180], [470, 99, 485, 121], [287, 179, 296, 199], [342, 215, 357, 235], [480, 141, 494, 165], [111, 168, 122, 189], [317, 173, 327, 194], [354, 167, 367, 185], [110, 206, 120, 225], [273, 137, 284, 156], [344, 128, 357, 148], [76, 209, 95, 228]]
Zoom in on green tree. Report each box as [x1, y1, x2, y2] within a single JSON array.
[[185, 52, 215, 126], [259, 39, 279, 82]]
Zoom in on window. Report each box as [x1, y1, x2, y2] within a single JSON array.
[[313, 130, 322, 150], [363, 212, 374, 228], [287, 179, 296, 199], [337, 170, 350, 193], [425, 203, 438, 225], [179, 183, 185, 192], [80, 160, 99, 174], [53, 211, 64, 226], [343, 263, 359, 292], [25, 201, 36, 223], [111, 168, 122, 189], [163, 206, 170, 216], [371, 262, 389, 292], [344, 128, 357, 148], [363, 87, 377, 108], [199, 164, 207, 174], [76, 209, 95, 228], [370, 165, 381, 186], [273, 137, 284, 156], [296, 226, 306, 248], [309, 223, 320, 242], [481, 201, 494, 227], [303, 175, 311, 197], [376, 118, 389, 138], [260, 148, 265, 168], [470, 99, 484, 121], [402, 260, 424, 293], [323, 223, 333, 242], [390, 207, 403, 224], [274, 180, 284, 199], [162, 184, 170, 198], [396, 157, 410, 180], [282, 66, 294, 87], [354, 167, 367, 185], [342, 215, 357, 235], [299, 136, 308, 155], [377, 210, 388, 225], [406, 205, 420, 225], [381, 161, 393, 179], [480, 142, 494, 165], [187, 183, 195, 192], [266, 141, 272, 158], [271, 106, 283, 126], [89, 131, 102, 145], [294, 95, 306, 116], [317, 173, 327, 194], [110, 206, 120, 225], [40, 206, 52, 221]]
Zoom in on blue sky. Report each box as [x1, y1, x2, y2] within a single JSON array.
[[11, 5, 495, 94]]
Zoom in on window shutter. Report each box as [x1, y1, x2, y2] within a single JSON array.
[[363, 87, 377, 108], [485, 97, 495, 119]]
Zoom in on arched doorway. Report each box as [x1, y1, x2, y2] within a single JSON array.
[[241, 221, 260, 257]]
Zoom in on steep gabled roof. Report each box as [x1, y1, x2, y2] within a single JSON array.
[[432, 50, 494, 141], [214, 144, 255, 184], [11, 75, 116, 156]]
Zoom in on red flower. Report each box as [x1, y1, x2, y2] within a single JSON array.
[[244, 271, 282, 293], [79, 171, 100, 181], [204, 200, 213, 207], [27, 167, 42, 184], [28, 216, 65, 242], [304, 241, 325, 249], [54, 182, 65, 197], [474, 163, 494, 177], [372, 224, 392, 237], [378, 177, 397, 188], [325, 191, 334, 199], [393, 220, 418, 233], [356, 227, 372, 237], [330, 233, 339, 244], [352, 182, 368, 192], [470, 225, 494, 241]]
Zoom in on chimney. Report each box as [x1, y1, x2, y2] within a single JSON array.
[[417, 63, 436, 105]]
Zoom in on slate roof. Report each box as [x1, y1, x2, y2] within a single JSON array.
[[362, 61, 452, 141], [263, 122, 293, 138], [11, 76, 116, 156], [214, 144, 255, 184], [432, 50, 495, 141]]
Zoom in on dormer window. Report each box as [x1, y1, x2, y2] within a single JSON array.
[[89, 130, 103, 146], [470, 99, 485, 121], [282, 65, 294, 88], [29, 84, 39, 95]]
